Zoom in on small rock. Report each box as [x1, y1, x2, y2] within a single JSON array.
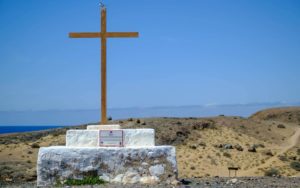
[[153, 159, 160, 164], [277, 124, 286, 128], [111, 174, 124, 183], [189, 144, 197, 149], [171, 179, 180, 186], [99, 174, 110, 182], [5, 178, 12, 182], [139, 176, 159, 184], [224, 144, 233, 149], [198, 141, 206, 147], [278, 155, 288, 161], [130, 175, 141, 184], [149, 164, 165, 176], [226, 178, 238, 184], [138, 167, 144, 173], [234, 144, 244, 151], [180, 179, 191, 185], [264, 150, 273, 156], [248, 146, 257, 152], [122, 171, 140, 184], [231, 178, 238, 183]]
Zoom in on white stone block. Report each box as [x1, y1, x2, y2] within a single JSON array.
[[124, 129, 154, 147], [66, 130, 98, 147], [66, 129, 155, 147], [87, 124, 120, 130], [37, 146, 178, 186]]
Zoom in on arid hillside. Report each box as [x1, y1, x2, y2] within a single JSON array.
[[250, 107, 300, 123], [0, 107, 300, 185]]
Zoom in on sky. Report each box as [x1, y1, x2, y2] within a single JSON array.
[[1, 0, 300, 112]]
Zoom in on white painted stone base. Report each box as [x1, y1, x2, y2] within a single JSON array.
[[37, 146, 177, 186], [66, 129, 155, 147], [87, 124, 120, 130]]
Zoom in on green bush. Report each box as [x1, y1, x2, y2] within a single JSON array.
[[278, 155, 288, 161], [52, 132, 61, 137], [277, 124, 286, 128], [31, 143, 40, 148], [223, 152, 231, 158], [264, 168, 280, 177], [290, 161, 300, 171], [58, 176, 106, 186]]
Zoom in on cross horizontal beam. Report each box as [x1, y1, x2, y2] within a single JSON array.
[[106, 32, 139, 38], [69, 32, 139, 38]]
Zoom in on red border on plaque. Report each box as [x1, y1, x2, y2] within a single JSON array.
[[99, 130, 124, 147]]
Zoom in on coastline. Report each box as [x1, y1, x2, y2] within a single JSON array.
[[0, 125, 71, 135]]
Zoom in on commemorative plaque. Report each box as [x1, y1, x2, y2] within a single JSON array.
[[99, 130, 124, 147]]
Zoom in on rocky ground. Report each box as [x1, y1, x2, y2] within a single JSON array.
[[0, 107, 300, 187], [1, 177, 300, 188]]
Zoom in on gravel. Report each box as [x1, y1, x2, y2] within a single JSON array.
[[1, 177, 300, 188]]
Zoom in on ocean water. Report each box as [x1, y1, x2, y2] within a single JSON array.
[[0, 125, 64, 134]]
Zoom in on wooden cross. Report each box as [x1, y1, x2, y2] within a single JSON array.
[[69, 6, 138, 124]]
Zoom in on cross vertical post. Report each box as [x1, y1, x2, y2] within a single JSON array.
[[101, 7, 107, 124]]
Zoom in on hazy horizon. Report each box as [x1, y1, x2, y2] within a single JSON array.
[[0, 102, 299, 125]]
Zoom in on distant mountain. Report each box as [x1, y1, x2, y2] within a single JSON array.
[[0, 102, 299, 125]]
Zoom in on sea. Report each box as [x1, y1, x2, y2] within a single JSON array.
[[0, 125, 64, 134]]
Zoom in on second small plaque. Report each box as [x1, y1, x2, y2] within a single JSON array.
[[99, 130, 124, 147]]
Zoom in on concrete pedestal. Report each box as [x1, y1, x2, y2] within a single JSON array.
[[37, 146, 177, 186]]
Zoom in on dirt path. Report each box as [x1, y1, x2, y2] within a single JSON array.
[[240, 126, 300, 176]]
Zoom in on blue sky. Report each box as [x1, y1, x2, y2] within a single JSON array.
[[1, 0, 300, 111]]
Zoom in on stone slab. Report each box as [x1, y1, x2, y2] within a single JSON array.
[[66, 130, 98, 147], [87, 124, 120, 130], [66, 129, 154, 147], [37, 146, 177, 186]]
